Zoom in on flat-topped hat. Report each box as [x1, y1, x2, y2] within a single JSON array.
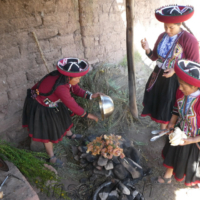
[[155, 5, 194, 23], [57, 57, 89, 77], [175, 59, 200, 87]]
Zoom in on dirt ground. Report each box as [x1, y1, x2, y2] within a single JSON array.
[[37, 120, 200, 200]]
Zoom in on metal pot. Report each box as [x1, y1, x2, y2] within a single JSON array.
[[99, 94, 114, 120]]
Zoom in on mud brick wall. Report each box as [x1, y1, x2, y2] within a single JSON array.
[[0, 0, 83, 142], [0, 0, 199, 143]]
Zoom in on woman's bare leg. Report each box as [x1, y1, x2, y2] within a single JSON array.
[[66, 130, 79, 139], [157, 168, 173, 183], [44, 142, 56, 163]]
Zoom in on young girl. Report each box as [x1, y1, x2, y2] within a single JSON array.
[[23, 57, 102, 167], [154, 59, 200, 186]]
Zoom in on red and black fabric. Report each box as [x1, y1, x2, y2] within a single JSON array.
[[155, 5, 194, 23], [162, 137, 200, 186], [22, 57, 91, 143], [23, 89, 73, 143], [162, 87, 200, 186], [175, 59, 200, 87], [57, 57, 89, 77], [141, 31, 199, 124], [142, 66, 179, 124]]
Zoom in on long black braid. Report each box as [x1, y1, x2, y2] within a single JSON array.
[[182, 22, 194, 35], [36, 70, 69, 97]]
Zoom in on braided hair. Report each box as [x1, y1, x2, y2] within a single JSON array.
[[36, 70, 70, 97]]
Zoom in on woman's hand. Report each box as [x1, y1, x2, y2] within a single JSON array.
[[179, 135, 200, 146], [162, 68, 175, 78], [179, 137, 195, 146], [91, 92, 104, 99], [87, 113, 98, 122], [141, 38, 150, 54], [165, 122, 175, 135]]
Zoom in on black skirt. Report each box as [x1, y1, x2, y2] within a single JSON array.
[[141, 65, 179, 124], [162, 138, 200, 186], [22, 89, 73, 143]]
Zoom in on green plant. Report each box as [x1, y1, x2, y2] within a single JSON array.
[[0, 140, 70, 199]]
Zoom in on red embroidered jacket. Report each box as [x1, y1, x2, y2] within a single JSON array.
[[32, 74, 87, 116], [148, 30, 200, 64], [172, 89, 200, 137]]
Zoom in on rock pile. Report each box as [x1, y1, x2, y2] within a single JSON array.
[[71, 135, 151, 200]]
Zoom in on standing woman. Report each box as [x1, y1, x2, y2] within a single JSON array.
[[155, 59, 200, 186], [23, 58, 101, 167], [141, 5, 199, 129]]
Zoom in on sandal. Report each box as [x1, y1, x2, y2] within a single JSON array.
[[151, 176, 172, 185], [48, 155, 64, 168], [66, 133, 83, 140]]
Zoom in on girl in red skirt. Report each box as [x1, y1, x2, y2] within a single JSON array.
[[154, 59, 200, 187]]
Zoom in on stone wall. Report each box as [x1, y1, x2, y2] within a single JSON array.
[[0, 0, 199, 143]]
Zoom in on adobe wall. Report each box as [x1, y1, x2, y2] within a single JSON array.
[[0, 0, 199, 143]]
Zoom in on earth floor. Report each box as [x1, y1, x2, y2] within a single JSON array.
[[37, 118, 200, 200]]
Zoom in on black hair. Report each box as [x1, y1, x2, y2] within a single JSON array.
[[36, 70, 70, 97], [174, 22, 194, 35]]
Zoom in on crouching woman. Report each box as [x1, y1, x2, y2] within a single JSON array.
[[22, 58, 102, 167]]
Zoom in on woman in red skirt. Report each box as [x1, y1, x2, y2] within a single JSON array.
[[141, 5, 199, 129], [23, 58, 102, 167]]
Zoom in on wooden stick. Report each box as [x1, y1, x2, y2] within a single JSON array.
[[126, 0, 138, 119], [32, 31, 50, 73]]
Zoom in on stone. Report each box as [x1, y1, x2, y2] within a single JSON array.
[[105, 160, 114, 170], [30, 140, 45, 152], [97, 156, 108, 166], [99, 192, 108, 200], [109, 190, 119, 198], [93, 169, 111, 177], [84, 164, 94, 171], [78, 146, 87, 153], [112, 156, 120, 164], [132, 190, 139, 198], [113, 164, 129, 180], [71, 145, 78, 156], [80, 158, 87, 165], [123, 145, 140, 164], [95, 165, 103, 171], [0, 161, 39, 200], [82, 135, 96, 146], [86, 153, 98, 163], [119, 158, 143, 179], [106, 196, 118, 200], [74, 155, 79, 161], [117, 181, 130, 195], [80, 153, 87, 159]]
